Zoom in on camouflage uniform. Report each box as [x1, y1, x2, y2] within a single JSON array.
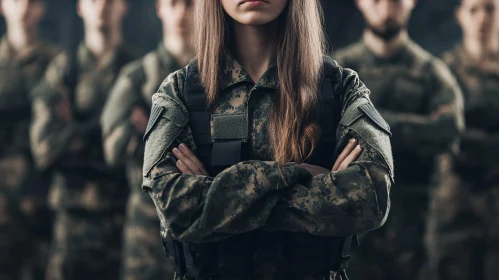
[[141, 55, 394, 279], [334, 40, 464, 280], [101, 43, 180, 280], [425, 46, 499, 280], [30, 43, 136, 280], [0, 36, 58, 280]]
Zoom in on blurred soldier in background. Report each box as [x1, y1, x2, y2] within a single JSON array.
[[0, 0, 58, 279], [101, 0, 194, 279], [334, 0, 464, 279], [427, 0, 499, 279], [29, 0, 137, 279]]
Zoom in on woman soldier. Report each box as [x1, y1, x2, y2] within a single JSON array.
[[141, 0, 394, 279]]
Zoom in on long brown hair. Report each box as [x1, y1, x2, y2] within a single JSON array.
[[194, 0, 326, 164]]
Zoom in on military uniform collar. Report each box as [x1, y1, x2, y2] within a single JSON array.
[[0, 35, 45, 65], [220, 53, 279, 90]]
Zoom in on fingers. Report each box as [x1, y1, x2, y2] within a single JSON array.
[[173, 145, 208, 176], [176, 159, 193, 175], [332, 138, 357, 171], [179, 144, 209, 175], [337, 144, 362, 171]]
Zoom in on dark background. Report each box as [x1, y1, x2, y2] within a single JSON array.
[[0, 0, 462, 57]]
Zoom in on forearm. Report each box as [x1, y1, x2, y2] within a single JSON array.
[[380, 110, 460, 154], [264, 162, 390, 237], [31, 110, 99, 169], [145, 156, 310, 243]]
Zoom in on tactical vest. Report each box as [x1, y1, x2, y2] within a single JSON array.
[[163, 58, 358, 279]]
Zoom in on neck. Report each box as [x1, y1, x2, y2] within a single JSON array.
[[363, 29, 409, 58], [232, 21, 278, 83], [163, 31, 194, 67], [463, 37, 499, 63], [6, 24, 37, 55], [84, 26, 122, 60]]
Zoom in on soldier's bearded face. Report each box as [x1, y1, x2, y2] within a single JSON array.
[[78, 0, 127, 32], [157, 0, 194, 37], [221, 0, 288, 26], [457, 0, 499, 44], [0, 0, 45, 29], [357, 0, 415, 41]]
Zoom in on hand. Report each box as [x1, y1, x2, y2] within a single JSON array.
[[129, 106, 149, 134], [299, 138, 362, 176], [55, 98, 72, 122], [331, 138, 362, 172], [173, 144, 209, 176]]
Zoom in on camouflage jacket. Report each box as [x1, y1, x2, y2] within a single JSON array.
[[142, 55, 394, 278], [334, 39, 464, 190], [30, 43, 137, 210], [442, 45, 499, 186], [101, 43, 182, 191], [0, 36, 58, 196]]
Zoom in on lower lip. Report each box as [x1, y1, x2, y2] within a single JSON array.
[[243, 1, 266, 8]]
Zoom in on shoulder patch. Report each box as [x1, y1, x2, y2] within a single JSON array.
[[143, 104, 165, 141], [358, 102, 392, 136], [142, 92, 189, 177], [339, 98, 394, 182]]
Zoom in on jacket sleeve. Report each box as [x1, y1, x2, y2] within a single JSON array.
[[144, 67, 393, 243], [378, 59, 465, 156], [30, 53, 100, 170], [100, 63, 144, 167]]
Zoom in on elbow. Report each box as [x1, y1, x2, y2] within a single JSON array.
[[353, 165, 392, 234], [369, 171, 391, 231], [324, 164, 392, 236]]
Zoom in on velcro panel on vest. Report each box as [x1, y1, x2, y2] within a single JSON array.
[[212, 113, 248, 140], [211, 113, 249, 167]]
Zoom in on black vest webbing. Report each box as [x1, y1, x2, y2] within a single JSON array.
[[163, 58, 358, 279]]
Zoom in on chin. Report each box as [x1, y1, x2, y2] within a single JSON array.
[[236, 12, 277, 26]]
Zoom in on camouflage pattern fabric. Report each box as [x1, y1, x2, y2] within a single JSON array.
[[141, 55, 394, 279], [425, 46, 499, 280], [334, 39, 464, 280], [0, 36, 58, 280], [30, 43, 136, 280], [101, 43, 180, 280]]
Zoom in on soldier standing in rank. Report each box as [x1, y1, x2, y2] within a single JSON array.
[[0, 0, 59, 279], [426, 0, 499, 279], [141, 0, 395, 279], [29, 0, 137, 279], [101, 0, 195, 279], [334, 0, 465, 279]]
